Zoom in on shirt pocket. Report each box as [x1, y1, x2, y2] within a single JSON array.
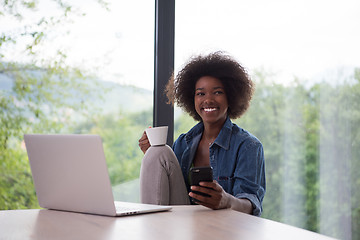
[[217, 176, 234, 194]]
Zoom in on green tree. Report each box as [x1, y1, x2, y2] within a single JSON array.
[[237, 68, 360, 240], [0, 0, 106, 210], [314, 71, 360, 239]]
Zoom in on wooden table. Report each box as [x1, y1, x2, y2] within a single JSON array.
[[0, 205, 337, 240]]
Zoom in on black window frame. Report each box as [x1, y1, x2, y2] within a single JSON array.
[[153, 0, 175, 146]]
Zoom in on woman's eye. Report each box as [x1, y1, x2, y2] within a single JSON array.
[[196, 92, 205, 96], [214, 91, 223, 95]]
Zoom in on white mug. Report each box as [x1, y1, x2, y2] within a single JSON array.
[[145, 126, 168, 146]]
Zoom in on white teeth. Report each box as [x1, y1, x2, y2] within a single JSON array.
[[204, 108, 217, 112]]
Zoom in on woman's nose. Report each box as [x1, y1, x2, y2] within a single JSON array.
[[203, 94, 215, 103]]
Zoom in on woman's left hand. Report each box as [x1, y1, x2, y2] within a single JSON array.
[[189, 180, 230, 210]]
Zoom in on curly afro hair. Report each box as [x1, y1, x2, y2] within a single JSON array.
[[166, 51, 254, 121]]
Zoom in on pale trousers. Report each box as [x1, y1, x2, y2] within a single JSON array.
[[140, 145, 190, 205]]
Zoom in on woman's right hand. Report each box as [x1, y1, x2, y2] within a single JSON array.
[[138, 131, 151, 154]]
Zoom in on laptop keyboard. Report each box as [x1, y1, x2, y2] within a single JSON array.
[[114, 202, 141, 213], [115, 205, 138, 212]]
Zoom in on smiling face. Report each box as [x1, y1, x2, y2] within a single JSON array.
[[194, 76, 229, 125]]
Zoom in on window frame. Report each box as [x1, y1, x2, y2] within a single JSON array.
[[153, 0, 175, 145]]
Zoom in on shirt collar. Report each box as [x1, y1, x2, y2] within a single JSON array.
[[184, 121, 203, 145], [213, 117, 232, 150]]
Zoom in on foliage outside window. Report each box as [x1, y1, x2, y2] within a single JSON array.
[[1, 0, 152, 209]]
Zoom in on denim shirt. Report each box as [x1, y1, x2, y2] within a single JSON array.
[[172, 117, 266, 216]]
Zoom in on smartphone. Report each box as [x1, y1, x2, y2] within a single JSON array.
[[190, 166, 213, 198]]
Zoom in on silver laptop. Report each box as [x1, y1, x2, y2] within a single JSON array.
[[24, 134, 171, 216]]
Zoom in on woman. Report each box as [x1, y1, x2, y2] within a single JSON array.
[[138, 52, 265, 216]]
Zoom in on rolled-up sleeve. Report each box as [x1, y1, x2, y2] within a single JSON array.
[[233, 139, 266, 216]]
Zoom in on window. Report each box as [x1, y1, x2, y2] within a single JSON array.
[[174, 1, 359, 240], [1, 0, 154, 207]]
